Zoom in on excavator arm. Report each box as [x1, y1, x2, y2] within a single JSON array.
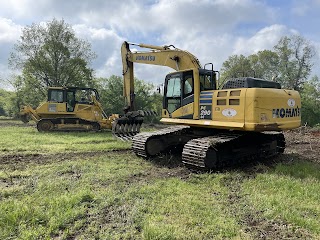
[[113, 41, 205, 140], [121, 41, 201, 111]]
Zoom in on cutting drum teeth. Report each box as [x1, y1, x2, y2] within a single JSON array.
[[112, 122, 142, 141]]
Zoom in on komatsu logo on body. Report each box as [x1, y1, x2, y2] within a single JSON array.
[[135, 55, 156, 61], [272, 107, 300, 118]]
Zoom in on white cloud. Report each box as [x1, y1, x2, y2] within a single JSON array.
[[0, 18, 22, 42], [233, 24, 298, 55], [73, 24, 125, 78], [0, 18, 22, 89], [0, 0, 320, 90]]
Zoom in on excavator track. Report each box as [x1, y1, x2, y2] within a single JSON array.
[[132, 124, 285, 171], [132, 125, 191, 157], [182, 132, 285, 170], [182, 134, 239, 169]]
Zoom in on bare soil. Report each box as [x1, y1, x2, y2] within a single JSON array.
[[284, 128, 320, 163], [0, 119, 35, 127]]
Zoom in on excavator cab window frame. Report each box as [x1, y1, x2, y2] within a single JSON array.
[[164, 70, 195, 114], [199, 69, 216, 91], [163, 73, 182, 114]]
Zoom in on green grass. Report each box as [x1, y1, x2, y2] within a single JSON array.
[[242, 161, 320, 235], [0, 125, 130, 154], [0, 154, 244, 239], [129, 176, 242, 240], [0, 120, 320, 239]]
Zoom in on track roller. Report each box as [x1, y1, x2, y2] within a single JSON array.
[[37, 119, 54, 132]]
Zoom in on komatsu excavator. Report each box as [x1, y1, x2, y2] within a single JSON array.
[[121, 41, 301, 170]]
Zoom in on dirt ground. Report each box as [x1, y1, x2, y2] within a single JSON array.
[[284, 127, 320, 164]]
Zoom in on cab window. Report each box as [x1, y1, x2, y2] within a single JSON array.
[[165, 74, 181, 113], [200, 73, 214, 91], [183, 74, 193, 97], [75, 89, 91, 104], [49, 90, 64, 102]]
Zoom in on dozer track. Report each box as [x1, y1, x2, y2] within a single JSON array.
[[36, 118, 101, 132], [132, 126, 285, 171]]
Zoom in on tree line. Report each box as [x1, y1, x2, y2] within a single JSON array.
[[0, 19, 319, 126]]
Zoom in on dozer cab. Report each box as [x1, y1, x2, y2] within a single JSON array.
[[121, 41, 301, 170], [20, 87, 119, 132]]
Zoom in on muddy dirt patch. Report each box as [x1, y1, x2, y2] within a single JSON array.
[[0, 120, 35, 128], [284, 129, 320, 164], [0, 149, 132, 169]]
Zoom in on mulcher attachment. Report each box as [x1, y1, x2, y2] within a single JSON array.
[[112, 110, 157, 141]]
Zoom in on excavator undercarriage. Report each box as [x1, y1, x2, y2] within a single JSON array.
[[132, 125, 285, 171]]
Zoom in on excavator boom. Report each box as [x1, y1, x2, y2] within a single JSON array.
[[121, 41, 201, 111], [111, 41, 206, 140]]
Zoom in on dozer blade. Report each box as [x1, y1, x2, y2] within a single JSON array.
[[20, 114, 30, 123]]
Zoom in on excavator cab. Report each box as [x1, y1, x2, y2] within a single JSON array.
[[163, 69, 216, 117]]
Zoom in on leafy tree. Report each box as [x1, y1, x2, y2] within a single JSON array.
[[0, 89, 8, 116], [9, 18, 96, 109], [220, 35, 316, 91], [96, 76, 162, 120], [95, 76, 125, 115], [0, 89, 16, 117], [248, 50, 279, 80], [274, 35, 316, 90], [220, 54, 252, 87], [300, 76, 320, 126]]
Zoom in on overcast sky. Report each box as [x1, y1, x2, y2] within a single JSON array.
[[0, 0, 320, 90]]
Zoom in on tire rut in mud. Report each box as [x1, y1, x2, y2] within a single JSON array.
[[0, 149, 132, 169]]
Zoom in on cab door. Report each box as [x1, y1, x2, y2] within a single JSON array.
[[163, 71, 194, 119], [163, 73, 182, 116], [66, 90, 76, 112]]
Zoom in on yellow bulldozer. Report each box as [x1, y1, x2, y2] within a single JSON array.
[[20, 86, 146, 135], [120, 41, 301, 170]]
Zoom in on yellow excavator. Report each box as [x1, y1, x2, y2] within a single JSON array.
[[121, 41, 301, 170], [20, 86, 148, 135]]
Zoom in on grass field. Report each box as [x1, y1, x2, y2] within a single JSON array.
[[0, 120, 319, 239]]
